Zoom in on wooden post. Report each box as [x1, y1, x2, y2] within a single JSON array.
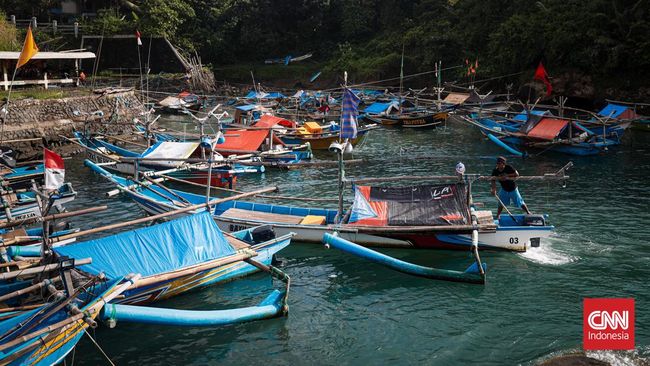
[[10, 15, 15, 25], [52, 20, 57, 34], [74, 22, 79, 38], [2, 62, 8, 91], [31, 17, 37, 29], [44, 72, 48, 89]]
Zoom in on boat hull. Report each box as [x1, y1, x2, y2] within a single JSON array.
[[114, 238, 291, 305], [214, 215, 553, 252], [368, 112, 448, 129]]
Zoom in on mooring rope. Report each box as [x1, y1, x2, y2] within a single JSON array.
[[83, 328, 116, 366]]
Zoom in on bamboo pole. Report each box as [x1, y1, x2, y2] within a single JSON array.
[[132, 252, 255, 289], [0, 277, 61, 303], [161, 174, 341, 202], [0, 205, 108, 230], [51, 186, 278, 244], [348, 173, 569, 184], [0, 304, 45, 314], [0, 258, 92, 281]]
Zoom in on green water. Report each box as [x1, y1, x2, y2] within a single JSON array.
[[64, 117, 649, 365]]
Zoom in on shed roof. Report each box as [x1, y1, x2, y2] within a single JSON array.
[[0, 51, 96, 60]]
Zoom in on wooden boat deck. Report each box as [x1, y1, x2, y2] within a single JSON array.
[[225, 234, 252, 251], [221, 208, 304, 224], [475, 210, 496, 227]]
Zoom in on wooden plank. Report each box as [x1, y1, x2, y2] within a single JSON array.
[[225, 235, 251, 251], [474, 210, 495, 226], [221, 208, 304, 224]]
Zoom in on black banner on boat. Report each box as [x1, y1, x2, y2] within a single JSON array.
[[349, 184, 470, 226]]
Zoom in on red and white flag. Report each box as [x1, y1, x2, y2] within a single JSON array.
[[135, 30, 143, 46], [44, 148, 65, 190]]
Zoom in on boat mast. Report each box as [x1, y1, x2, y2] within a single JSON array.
[[399, 44, 405, 115]]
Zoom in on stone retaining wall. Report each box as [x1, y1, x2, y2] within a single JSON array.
[[1, 90, 143, 160]]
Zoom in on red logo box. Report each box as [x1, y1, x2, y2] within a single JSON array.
[[583, 298, 635, 350]]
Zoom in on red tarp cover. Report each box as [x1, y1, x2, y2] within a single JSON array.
[[254, 114, 296, 129], [527, 118, 568, 140], [215, 130, 269, 154]]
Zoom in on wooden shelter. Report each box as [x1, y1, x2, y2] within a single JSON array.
[[0, 51, 95, 90]]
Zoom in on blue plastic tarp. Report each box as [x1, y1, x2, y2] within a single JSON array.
[[54, 212, 236, 280], [513, 110, 549, 121], [364, 102, 395, 114], [598, 103, 628, 118]]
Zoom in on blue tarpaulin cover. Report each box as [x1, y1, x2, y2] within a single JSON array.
[[598, 103, 628, 118], [54, 212, 236, 280], [364, 102, 395, 114]]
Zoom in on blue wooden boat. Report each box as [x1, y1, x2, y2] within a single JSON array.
[[73, 131, 260, 189], [53, 210, 293, 305], [463, 110, 629, 156], [0, 183, 76, 223], [85, 160, 554, 252], [0, 164, 44, 190], [0, 274, 138, 366]]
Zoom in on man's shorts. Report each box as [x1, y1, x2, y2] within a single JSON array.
[[498, 188, 525, 207]]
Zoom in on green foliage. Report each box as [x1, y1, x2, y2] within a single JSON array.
[[0, 10, 18, 51], [4, 0, 649, 89]]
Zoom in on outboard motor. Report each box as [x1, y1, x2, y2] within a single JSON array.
[[523, 214, 546, 226], [249, 225, 276, 244]]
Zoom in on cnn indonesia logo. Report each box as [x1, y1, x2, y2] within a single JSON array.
[[583, 298, 634, 350]]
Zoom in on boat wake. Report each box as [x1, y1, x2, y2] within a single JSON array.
[[517, 236, 577, 266]]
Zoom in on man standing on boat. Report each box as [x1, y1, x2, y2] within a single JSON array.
[[491, 156, 531, 217]]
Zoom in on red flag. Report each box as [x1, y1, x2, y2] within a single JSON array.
[[135, 30, 142, 46], [533, 61, 552, 97], [44, 148, 65, 190]]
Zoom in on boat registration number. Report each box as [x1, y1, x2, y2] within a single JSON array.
[[229, 224, 251, 232]]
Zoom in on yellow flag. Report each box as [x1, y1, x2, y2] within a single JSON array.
[[16, 27, 39, 69]]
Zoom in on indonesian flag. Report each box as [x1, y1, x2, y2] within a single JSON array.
[[135, 30, 142, 46], [44, 148, 65, 190], [533, 61, 552, 97]]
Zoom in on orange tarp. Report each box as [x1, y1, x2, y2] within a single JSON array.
[[527, 118, 568, 140], [215, 130, 268, 154], [254, 114, 296, 129], [349, 186, 389, 226]]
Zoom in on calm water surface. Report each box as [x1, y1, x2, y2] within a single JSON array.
[[64, 116, 649, 365]]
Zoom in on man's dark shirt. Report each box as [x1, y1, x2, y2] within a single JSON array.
[[492, 164, 517, 192]]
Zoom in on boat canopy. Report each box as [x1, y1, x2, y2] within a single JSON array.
[[443, 93, 470, 105], [254, 114, 296, 129], [597, 103, 638, 120], [348, 184, 470, 226], [364, 101, 398, 114], [140, 141, 200, 167], [54, 212, 236, 280], [526, 118, 569, 140]]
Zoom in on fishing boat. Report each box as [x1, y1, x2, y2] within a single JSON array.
[[85, 160, 554, 252], [72, 131, 254, 188], [277, 121, 378, 150], [0, 163, 44, 190], [0, 183, 76, 223], [157, 91, 204, 113], [0, 272, 138, 366], [597, 101, 650, 132], [213, 114, 313, 166], [53, 210, 292, 305], [364, 110, 449, 129], [462, 110, 629, 156]]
